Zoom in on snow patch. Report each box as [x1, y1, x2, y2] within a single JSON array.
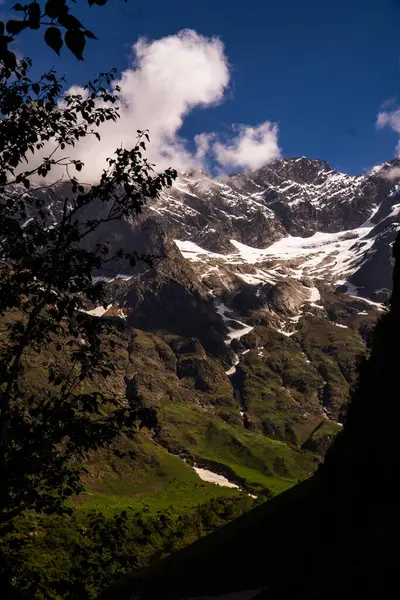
[[21, 217, 34, 228], [389, 203, 400, 217], [344, 282, 385, 311], [308, 286, 321, 303], [225, 365, 237, 376], [225, 353, 239, 376], [236, 270, 276, 285], [277, 328, 296, 337], [215, 303, 254, 345], [83, 304, 112, 317], [193, 467, 240, 489], [227, 323, 254, 343], [174, 240, 226, 262], [92, 274, 133, 283], [224, 205, 379, 285], [288, 314, 302, 323]]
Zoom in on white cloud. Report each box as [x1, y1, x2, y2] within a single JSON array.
[[213, 121, 281, 170], [376, 107, 400, 156], [193, 132, 216, 163], [58, 30, 230, 180], [376, 108, 400, 132], [379, 166, 400, 181], [26, 30, 281, 182]]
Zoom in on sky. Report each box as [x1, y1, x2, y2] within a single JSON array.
[[3, 0, 400, 178]]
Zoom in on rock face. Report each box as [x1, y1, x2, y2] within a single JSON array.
[[86, 157, 400, 446], [5, 155, 399, 492], [94, 160, 400, 600], [144, 156, 397, 249], [84, 156, 400, 310], [15, 155, 399, 309]]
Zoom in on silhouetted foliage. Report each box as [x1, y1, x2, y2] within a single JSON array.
[[1, 0, 120, 69], [0, 0, 176, 535], [0, 6, 253, 600], [0, 496, 254, 599]]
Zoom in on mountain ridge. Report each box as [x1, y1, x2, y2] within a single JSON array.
[[2, 154, 396, 503], [3, 154, 398, 598]]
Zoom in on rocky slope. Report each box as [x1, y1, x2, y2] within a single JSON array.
[[85, 157, 400, 450], [101, 229, 400, 600], [5, 156, 399, 508]]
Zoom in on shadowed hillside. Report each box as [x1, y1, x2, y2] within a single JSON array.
[[100, 233, 400, 600]]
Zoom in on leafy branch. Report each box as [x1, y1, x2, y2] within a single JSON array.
[[0, 56, 177, 526], [1, 0, 122, 72]]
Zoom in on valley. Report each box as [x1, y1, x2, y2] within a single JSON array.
[[3, 155, 399, 600], [59, 156, 400, 513]]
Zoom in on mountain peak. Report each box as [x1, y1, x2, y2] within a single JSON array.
[[250, 156, 335, 186]]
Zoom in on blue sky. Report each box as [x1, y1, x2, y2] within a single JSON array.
[[3, 0, 400, 175]]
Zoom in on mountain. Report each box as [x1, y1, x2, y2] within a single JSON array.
[[93, 156, 400, 305], [4, 156, 399, 528], [4, 156, 400, 598], [143, 156, 399, 296], [17, 156, 400, 478], [88, 156, 400, 428], [101, 227, 400, 600], [19, 157, 389, 509]]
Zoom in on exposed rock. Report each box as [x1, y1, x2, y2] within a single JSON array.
[[174, 337, 207, 359], [7, 155, 395, 471], [264, 280, 310, 317]]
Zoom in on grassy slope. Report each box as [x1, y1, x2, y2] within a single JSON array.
[[237, 318, 364, 446], [160, 401, 318, 495], [106, 309, 396, 600], [98, 313, 379, 599], [4, 310, 367, 517], [294, 315, 364, 418], [302, 419, 343, 454], [75, 436, 242, 515], [64, 326, 319, 511], [238, 326, 324, 444]]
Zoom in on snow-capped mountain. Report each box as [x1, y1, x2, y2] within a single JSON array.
[[4, 154, 399, 493], [139, 157, 400, 304], [147, 156, 394, 248], [6, 155, 400, 354]]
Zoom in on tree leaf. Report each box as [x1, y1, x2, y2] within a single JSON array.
[[65, 28, 86, 61], [84, 29, 98, 40], [28, 2, 41, 29], [58, 13, 83, 30], [44, 27, 63, 56], [45, 0, 68, 19], [3, 50, 17, 71], [6, 20, 27, 35]]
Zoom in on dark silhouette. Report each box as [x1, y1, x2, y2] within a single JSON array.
[[0, 3, 177, 596], [1, 0, 119, 70]]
